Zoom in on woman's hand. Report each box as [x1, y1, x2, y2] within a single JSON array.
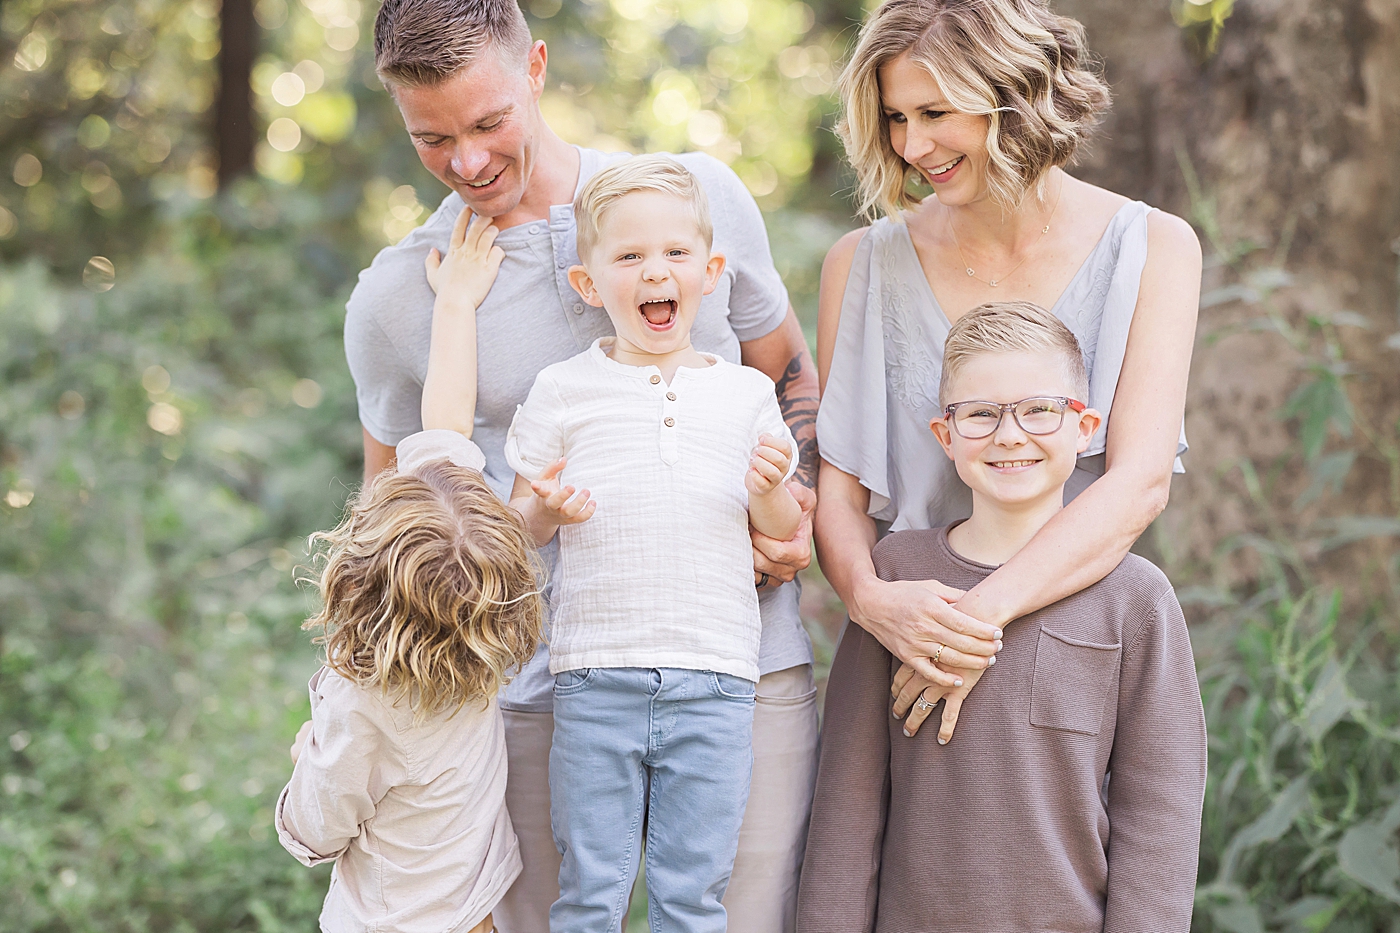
[[891, 662, 987, 743], [851, 574, 1001, 687]]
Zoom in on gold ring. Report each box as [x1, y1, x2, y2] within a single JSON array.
[[931, 643, 945, 665]]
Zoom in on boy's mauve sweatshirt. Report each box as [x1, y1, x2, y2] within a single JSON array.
[[798, 527, 1206, 933]]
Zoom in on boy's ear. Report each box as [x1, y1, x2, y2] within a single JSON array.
[[702, 253, 726, 296], [567, 265, 605, 307], [1075, 407, 1103, 452], [929, 418, 956, 461]]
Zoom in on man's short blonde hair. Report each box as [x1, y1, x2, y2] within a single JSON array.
[[940, 300, 1088, 405], [574, 155, 713, 261], [837, 0, 1111, 220], [374, 0, 532, 88]]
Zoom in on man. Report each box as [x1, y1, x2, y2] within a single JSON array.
[[344, 2, 820, 931]]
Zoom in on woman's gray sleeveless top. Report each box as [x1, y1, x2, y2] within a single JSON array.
[[816, 200, 1187, 533]]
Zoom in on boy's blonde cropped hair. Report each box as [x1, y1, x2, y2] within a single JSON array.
[[838, 0, 1111, 221], [574, 155, 713, 261], [304, 460, 543, 722], [940, 300, 1087, 405]]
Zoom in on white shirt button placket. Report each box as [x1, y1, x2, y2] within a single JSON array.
[[658, 375, 680, 465]]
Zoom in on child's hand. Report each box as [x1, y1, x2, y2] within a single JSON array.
[[424, 207, 504, 310], [289, 719, 312, 764], [530, 458, 597, 527], [744, 434, 793, 497]]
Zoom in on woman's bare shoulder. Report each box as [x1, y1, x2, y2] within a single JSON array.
[[1145, 207, 1202, 259], [823, 226, 873, 281]]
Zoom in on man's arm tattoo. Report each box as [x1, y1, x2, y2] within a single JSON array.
[[774, 352, 820, 490]]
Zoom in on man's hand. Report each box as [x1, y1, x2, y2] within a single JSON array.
[[424, 207, 504, 310], [752, 481, 814, 588], [290, 719, 313, 765]]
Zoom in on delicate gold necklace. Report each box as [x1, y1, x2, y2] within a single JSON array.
[[947, 178, 1064, 288]]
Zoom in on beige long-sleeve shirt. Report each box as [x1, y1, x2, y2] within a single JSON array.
[[798, 527, 1206, 933], [276, 667, 521, 933]]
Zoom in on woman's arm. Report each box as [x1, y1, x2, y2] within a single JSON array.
[[813, 231, 1001, 684], [955, 211, 1202, 628]]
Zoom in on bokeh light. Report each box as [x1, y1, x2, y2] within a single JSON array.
[[13, 154, 42, 187], [82, 255, 115, 292], [266, 117, 301, 152], [270, 72, 306, 106]]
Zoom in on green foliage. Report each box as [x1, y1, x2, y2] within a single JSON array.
[[1184, 176, 1400, 931], [1194, 591, 1400, 933], [0, 218, 361, 929]]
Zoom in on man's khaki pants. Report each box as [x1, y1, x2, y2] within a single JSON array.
[[494, 664, 820, 933]]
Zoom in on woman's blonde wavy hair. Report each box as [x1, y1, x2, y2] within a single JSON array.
[[303, 459, 543, 722], [837, 0, 1111, 220]]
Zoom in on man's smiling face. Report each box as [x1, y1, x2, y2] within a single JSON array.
[[392, 41, 547, 219]]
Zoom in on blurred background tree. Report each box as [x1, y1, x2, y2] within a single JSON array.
[[3, 0, 1400, 930]]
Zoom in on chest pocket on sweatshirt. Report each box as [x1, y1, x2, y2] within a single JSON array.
[[1029, 627, 1121, 736]]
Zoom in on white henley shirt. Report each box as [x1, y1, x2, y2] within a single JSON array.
[[504, 338, 796, 682]]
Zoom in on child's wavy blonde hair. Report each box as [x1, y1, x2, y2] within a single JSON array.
[[574, 154, 713, 261], [304, 459, 543, 721], [837, 0, 1111, 220]]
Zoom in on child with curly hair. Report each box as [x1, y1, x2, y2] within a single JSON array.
[[277, 204, 540, 933]]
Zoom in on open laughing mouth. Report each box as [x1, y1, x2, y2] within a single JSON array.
[[639, 299, 677, 331]]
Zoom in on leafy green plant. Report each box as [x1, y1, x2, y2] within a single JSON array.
[[0, 214, 361, 930], [1181, 161, 1400, 932]]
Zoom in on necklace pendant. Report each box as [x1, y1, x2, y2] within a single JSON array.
[[989, 279, 999, 287], [965, 268, 975, 277]]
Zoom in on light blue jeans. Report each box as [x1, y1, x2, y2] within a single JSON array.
[[548, 667, 756, 933]]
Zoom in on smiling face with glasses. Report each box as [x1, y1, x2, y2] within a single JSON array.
[[931, 351, 1102, 512]]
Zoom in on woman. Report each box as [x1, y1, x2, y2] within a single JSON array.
[[811, 0, 1198, 741]]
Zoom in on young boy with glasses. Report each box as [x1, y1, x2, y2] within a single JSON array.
[[799, 301, 1207, 933]]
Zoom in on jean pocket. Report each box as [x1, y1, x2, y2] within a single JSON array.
[[709, 672, 757, 701], [553, 668, 594, 695], [1029, 628, 1121, 736]]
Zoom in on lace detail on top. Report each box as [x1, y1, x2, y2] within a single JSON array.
[[879, 254, 940, 420]]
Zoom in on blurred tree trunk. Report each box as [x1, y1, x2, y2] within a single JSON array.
[[1063, 0, 1400, 599], [216, 0, 257, 187]]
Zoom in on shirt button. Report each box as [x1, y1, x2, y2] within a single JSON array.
[[666, 391, 676, 401], [664, 417, 675, 427], [556, 259, 567, 268], [572, 303, 584, 314], [529, 224, 543, 235], [649, 375, 661, 385]]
